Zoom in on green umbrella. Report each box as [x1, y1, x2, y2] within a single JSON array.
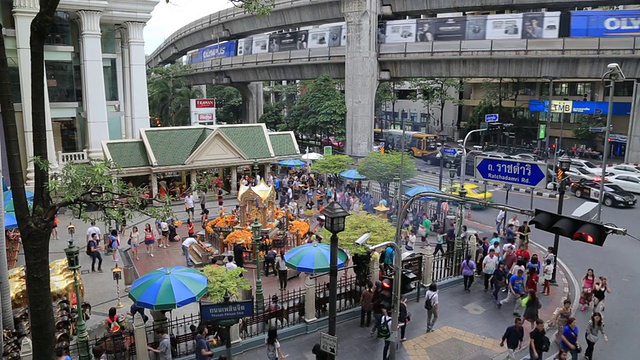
[[284, 242, 348, 273], [128, 266, 208, 310]]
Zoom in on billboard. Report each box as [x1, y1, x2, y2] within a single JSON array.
[[199, 41, 236, 61], [485, 14, 523, 40], [385, 19, 417, 43], [571, 10, 640, 37], [528, 100, 632, 115], [268, 30, 309, 52], [430, 17, 467, 42], [190, 99, 216, 125], [465, 15, 487, 40]]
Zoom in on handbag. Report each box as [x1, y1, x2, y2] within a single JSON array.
[[417, 225, 427, 237], [586, 332, 599, 343]]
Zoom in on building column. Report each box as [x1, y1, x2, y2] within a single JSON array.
[[119, 28, 133, 138], [342, 0, 379, 157], [77, 10, 109, 159], [150, 173, 158, 199], [125, 22, 150, 137], [236, 82, 264, 123], [230, 167, 238, 196], [115, 33, 126, 139], [625, 81, 640, 163]]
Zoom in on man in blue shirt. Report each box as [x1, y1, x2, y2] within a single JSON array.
[[499, 269, 525, 316], [384, 245, 395, 273]]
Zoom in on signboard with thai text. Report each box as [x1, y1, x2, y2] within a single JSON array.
[[200, 300, 254, 321]]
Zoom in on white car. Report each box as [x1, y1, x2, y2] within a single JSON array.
[[608, 174, 640, 193], [570, 159, 601, 174], [564, 167, 600, 183], [605, 164, 640, 176]]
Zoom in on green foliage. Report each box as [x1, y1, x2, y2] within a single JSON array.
[[206, 85, 242, 124], [201, 265, 251, 302], [410, 78, 464, 131], [260, 101, 285, 131], [311, 154, 353, 175], [467, 82, 501, 131], [229, 0, 276, 15], [357, 151, 415, 200], [261, 82, 299, 131], [147, 64, 202, 127], [375, 82, 399, 119], [320, 213, 395, 255], [573, 115, 606, 141]]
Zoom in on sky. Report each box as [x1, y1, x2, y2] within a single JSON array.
[[144, 0, 234, 55]]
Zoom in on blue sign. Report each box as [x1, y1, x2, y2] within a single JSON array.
[[474, 157, 547, 188], [570, 10, 640, 37], [442, 148, 457, 156], [589, 127, 605, 133], [200, 300, 254, 321], [528, 100, 631, 116], [485, 114, 499, 122], [198, 41, 238, 61]]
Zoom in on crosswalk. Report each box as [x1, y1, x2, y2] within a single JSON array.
[[365, 170, 501, 197]]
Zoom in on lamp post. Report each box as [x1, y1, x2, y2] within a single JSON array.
[[251, 217, 264, 310], [64, 225, 94, 360], [459, 128, 488, 190], [551, 154, 571, 283], [321, 202, 349, 360]]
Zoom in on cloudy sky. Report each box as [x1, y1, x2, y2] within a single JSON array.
[[144, 0, 233, 54]]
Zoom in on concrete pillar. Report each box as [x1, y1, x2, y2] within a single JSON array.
[[115, 33, 126, 139], [77, 10, 109, 159], [190, 169, 197, 193], [151, 173, 158, 198], [230, 323, 241, 343], [625, 81, 640, 163], [236, 82, 264, 123], [120, 28, 133, 139], [19, 337, 32, 360], [230, 167, 238, 196], [423, 252, 434, 287], [369, 251, 379, 283], [342, 0, 379, 157], [303, 275, 317, 322], [133, 313, 151, 360], [125, 22, 151, 138]]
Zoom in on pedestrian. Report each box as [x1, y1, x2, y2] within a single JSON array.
[[499, 268, 525, 316], [184, 192, 195, 221], [159, 220, 169, 248], [266, 327, 287, 360], [482, 249, 499, 292], [517, 220, 530, 249], [378, 308, 393, 360], [560, 317, 580, 360], [217, 186, 224, 210], [500, 317, 525, 360], [592, 276, 611, 315], [522, 289, 542, 330], [87, 233, 103, 273], [143, 223, 155, 257], [461, 254, 476, 292], [542, 259, 553, 296], [264, 249, 277, 277], [370, 281, 383, 335], [86, 220, 102, 245], [92, 345, 107, 360], [584, 312, 607, 360], [276, 250, 288, 290], [489, 262, 508, 306], [55, 346, 71, 360], [383, 245, 395, 273], [496, 209, 505, 233], [556, 350, 569, 360], [105, 307, 123, 334], [147, 328, 172, 360], [201, 209, 210, 229], [527, 254, 541, 275], [360, 281, 374, 328], [424, 283, 439, 332], [128, 303, 149, 323], [195, 324, 214, 359], [398, 296, 409, 341], [580, 268, 596, 311], [475, 238, 486, 276], [406, 229, 416, 251], [549, 299, 574, 344], [108, 229, 120, 262], [432, 230, 445, 256], [51, 214, 59, 241], [529, 319, 549, 360], [445, 222, 455, 253], [526, 266, 539, 293], [420, 215, 431, 243], [233, 240, 245, 268], [200, 189, 207, 212], [182, 236, 197, 267], [187, 219, 195, 238], [311, 343, 329, 360], [129, 226, 140, 261], [225, 255, 238, 271]]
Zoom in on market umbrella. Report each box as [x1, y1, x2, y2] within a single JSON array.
[[278, 159, 306, 167], [339, 169, 366, 180], [284, 242, 348, 273], [404, 185, 442, 202], [3, 190, 35, 202], [4, 197, 33, 213], [301, 152, 324, 161], [4, 212, 18, 230], [128, 266, 208, 311]]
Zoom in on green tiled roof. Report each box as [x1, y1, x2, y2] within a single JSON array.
[[145, 128, 212, 166], [107, 141, 150, 168], [269, 133, 298, 157], [220, 125, 272, 159]]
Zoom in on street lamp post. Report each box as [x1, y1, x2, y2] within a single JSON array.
[[64, 225, 94, 360], [459, 128, 487, 190], [551, 154, 571, 283], [321, 202, 349, 360], [251, 218, 264, 311]]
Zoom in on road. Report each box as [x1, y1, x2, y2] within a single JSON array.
[[406, 156, 639, 359]]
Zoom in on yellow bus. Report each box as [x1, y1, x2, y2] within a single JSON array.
[[374, 129, 439, 157]]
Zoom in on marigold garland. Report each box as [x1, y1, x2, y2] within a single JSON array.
[[223, 230, 252, 245], [289, 220, 310, 237]]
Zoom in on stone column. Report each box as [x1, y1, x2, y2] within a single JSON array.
[[77, 10, 109, 159], [369, 251, 379, 284], [115, 33, 126, 139], [150, 173, 158, 199], [190, 169, 197, 193], [342, 0, 379, 157], [303, 275, 317, 322], [19, 337, 32, 360], [119, 28, 133, 139], [132, 313, 151, 360], [625, 81, 640, 163], [125, 22, 150, 138], [422, 252, 434, 287], [230, 166, 238, 196], [236, 82, 264, 123]]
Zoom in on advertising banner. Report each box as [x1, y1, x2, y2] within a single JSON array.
[[200, 41, 236, 61], [268, 30, 309, 52], [252, 35, 270, 54], [385, 19, 418, 43], [485, 14, 523, 40], [237, 37, 252, 55], [190, 99, 216, 125], [307, 28, 330, 48], [570, 10, 640, 37], [529, 100, 632, 115], [430, 17, 467, 42], [465, 15, 487, 40]]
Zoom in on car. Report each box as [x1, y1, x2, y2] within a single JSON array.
[[482, 152, 517, 160], [321, 137, 344, 150], [421, 151, 460, 167], [564, 167, 601, 183], [570, 180, 636, 207], [605, 164, 640, 176], [570, 159, 601, 174], [512, 153, 538, 162], [442, 183, 494, 209], [607, 174, 640, 194]]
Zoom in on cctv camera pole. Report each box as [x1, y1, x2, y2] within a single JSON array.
[[596, 77, 616, 221], [550, 173, 566, 283]]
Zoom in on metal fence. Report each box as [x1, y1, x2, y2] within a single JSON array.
[[239, 285, 306, 338], [315, 275, 363, 318], [430, 244, 471, 283], [68, 330, 134, 360]]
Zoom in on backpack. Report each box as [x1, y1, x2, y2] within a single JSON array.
[[541, 335, 551, 352], [107, 316, 122, 334], [424, 293, 435, 310], [377, 317, 391, 339], [86, 240, 95, 256], [267, 343, 277, 360]]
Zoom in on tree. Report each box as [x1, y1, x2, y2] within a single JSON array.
[[261, 81, 299, 131], [375, 82, 399, 129], [320, 213, 395, 255], [148, 64, 202, 127], [310, 155, 353, 175], [201, 265, 250, 302], [357, 151, 415, 201], [205, 85, 242, 124], [411, 78, 464, 132], [573, 115, 606, 143], [260, 102, 285, 131]]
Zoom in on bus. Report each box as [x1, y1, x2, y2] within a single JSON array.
[[374, 129, 439, 157]]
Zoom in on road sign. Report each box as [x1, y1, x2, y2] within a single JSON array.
[[320, 333, 337, 356], [485, 114, 499, 122], [589, 127, 605, 133], [199, 300, 254, 321], [474, 157, 547, 188], [442, 148, 457, 156], [324, 146, 332, 155]]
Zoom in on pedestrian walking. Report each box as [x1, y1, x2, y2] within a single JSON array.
[[482, 249, 499, 292], [529, 319, 549, 360], [556, 350, 569, 359], [500, 317, 525, 360], [51, 214, 59, 241], [580, 268, 596, 311], [419, 215, 431, 243], [490, 262, 508, 305], [496, 209, 505, 233], [398, 296, 409, 341], [383, 245, 395, 273], [592, 277, 611, 315], [187, 219, 195, 238], [424, 283, 439, 332], [378, 308, 392, 360], [200, 189, 207, 212], [549, 299, 574, 344], [147, 328, 172, 360], [217, 186, 224, 211], [143, 223, 155, 257], [526, 266, 539, 293], [522, 289, 542, 330], [360, 281, 374, 328], [185, 192, 195, 221], [92, 345, 107, 360], [86, 220, 102, 245], [432, 231, 445, 256], [370, 281, 383, 335], [266, 327, 287, 360], [182, 237, 197, 267], [195, 324, 214, 359], [560, 317, 580, 360], [87, 233, 103, 272], [108, 229, 120, 262], [461, 254, 476, 292], [129, 226, 140, 261], [542, 259, 553, 296], [55, 346, 71, 360], [276, 250, 288, 290], [159, 220, 169, 248], [499, 268, 525, 316], [584, 312, 607, 360]]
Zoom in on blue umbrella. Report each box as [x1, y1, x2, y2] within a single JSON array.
[[5, 212, 18, 230], [404, 185, 442, 201], [2, 178, 7, 192], [278, 159, 306, 167], [128, 266, 208, 311], [284, 242, 348, 273], [3, 190, 34, 202], [339, 169, 366, 180]]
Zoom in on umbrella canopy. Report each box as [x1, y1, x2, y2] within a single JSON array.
[[128, 266, 208, 310], [339, 169, 366, 180], [301, 152, 324, 161], [404, 186, 442, 197], [284, 242, 348, 273], [278, 159, 306, 167], [3, 190, 35, 202], [4, 212, 18, 230], [4, 197, 33, 213]]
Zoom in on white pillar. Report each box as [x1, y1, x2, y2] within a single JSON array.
[[120, 28, 133, 138], [304, 275, 317, 322], [19, 337, 32, 360], [125, 22, 150, 138], [132, 313, 151, 360], [115, 33, 126, 139], [230, 167, 238, 196], [151, 173, 158, 199], [77, 10, 109, 159]]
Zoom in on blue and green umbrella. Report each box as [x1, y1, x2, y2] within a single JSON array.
[[3, 190, 34, 213], [339, 169, 366, 180], [278, 159, 306, 167], [128, 266, 208, 311], [4, 212, 18, 230], [284, 242, 348, 274]]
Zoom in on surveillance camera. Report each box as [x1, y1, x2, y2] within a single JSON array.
[[607, 63, 620, 70], [355, 233, 371, 246], [606, 63, 626, 81]]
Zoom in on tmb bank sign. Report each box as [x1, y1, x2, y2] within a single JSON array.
[[190, 98, 216, 125], [529, 100, 631, 116]]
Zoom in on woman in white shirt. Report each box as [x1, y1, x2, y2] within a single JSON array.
[[266, 327, 287, 360]]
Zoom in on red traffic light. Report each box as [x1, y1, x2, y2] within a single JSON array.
[[551, 144, 556, 149], [530, 209, 608, 247], [381, 278, 392, 289]]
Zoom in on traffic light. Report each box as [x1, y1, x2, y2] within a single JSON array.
[[400, 269, 417, 295], [529, 209, 608, 246], [380, 277, 392, 309], [551, 143, 556, 150]]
